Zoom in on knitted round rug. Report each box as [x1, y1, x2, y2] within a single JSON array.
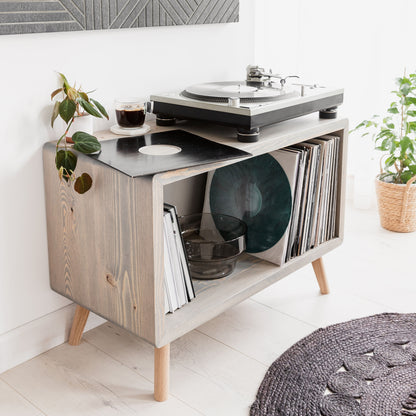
[[250, 313, 416, 416]]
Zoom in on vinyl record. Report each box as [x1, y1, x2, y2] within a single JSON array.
[[208, 154, 292, 253], [182, 81, 298, 103]]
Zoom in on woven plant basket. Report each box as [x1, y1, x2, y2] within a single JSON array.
[[375, 175, 416, 232]]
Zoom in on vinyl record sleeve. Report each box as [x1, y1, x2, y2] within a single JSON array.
[[284, 147, 306, 262], [89, 130, 251, 177], [203, 151, 299, 266]]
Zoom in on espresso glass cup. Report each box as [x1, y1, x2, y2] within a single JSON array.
[[115, 98, 146, 129]]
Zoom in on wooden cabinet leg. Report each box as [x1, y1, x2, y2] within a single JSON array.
[[68, 305, 90, 346], [154, 344, 170, 402], [312, 257, 329, 295]]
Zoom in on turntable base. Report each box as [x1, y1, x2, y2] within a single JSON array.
[[150, 80, 343, 142]]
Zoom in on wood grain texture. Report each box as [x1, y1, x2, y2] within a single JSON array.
[[85, 323, 266, 413], [44, 115, 348, 349], [43, 144, 161, 344], [2, 341, 196, 415], [0, 379, 44, 416], [311, 257, 329, 295], [68, 305, 90, 346], [162, 239, 342, 345], [154, 344, 170, 402]]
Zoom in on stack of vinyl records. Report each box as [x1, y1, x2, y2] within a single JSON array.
[[202, 134, 340, 267], [163, 203, 195, 314], [284, 134, 340, 261]]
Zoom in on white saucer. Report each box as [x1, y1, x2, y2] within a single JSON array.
[[110, 124, 150, 136]]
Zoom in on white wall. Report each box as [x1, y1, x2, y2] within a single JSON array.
[[4, 0, 415, 373], [0, 0, 255, 372], [255, 0, 416, 206]]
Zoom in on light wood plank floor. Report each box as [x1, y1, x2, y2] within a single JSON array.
[[1, 204, 415, 415]]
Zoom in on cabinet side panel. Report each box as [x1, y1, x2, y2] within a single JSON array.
[[43, 144, 155, 343], [135, 177, 164, 346], [335, 124, 348, 239], [43, 144, 67, 298]]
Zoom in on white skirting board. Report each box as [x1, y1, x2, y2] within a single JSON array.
[[0, 304, 105, 374]]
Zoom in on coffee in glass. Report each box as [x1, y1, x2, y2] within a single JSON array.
[[115, 98, 146, 128]]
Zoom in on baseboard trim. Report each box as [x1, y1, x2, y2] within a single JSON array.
[[0, 304, 105, 374]]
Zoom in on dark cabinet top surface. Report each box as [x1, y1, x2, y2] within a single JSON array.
[[88, 130, 251, 177]]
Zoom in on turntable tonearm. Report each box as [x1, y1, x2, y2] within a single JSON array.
[[148, 65, 344, 142]]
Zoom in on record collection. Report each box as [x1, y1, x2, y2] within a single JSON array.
[[285, 135, 340, 261], [203, 134, 340, 265], [163, 203, 195, 314]]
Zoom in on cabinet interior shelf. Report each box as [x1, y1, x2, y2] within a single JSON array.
[[162, 238, 342, 345]]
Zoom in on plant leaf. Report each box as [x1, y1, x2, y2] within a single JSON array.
[[74, 173, 93, 194], [72, 131, 102, 154], [58, 73, 71, 94], [400, 83, 411, 96], [380, 138, 390, 151], [78, 98, 102, 118], [388, 107, 399, 114], [51, 88, 63, 100], [401, 136, 412, 154], [59, 98, 76, 124], [401, 171, 413, 183], [385, 155, 396, 168], [408, 121, 416, 132], [405, 96, 416, 106], [55, 150, 77, 182], [90, 99, 109, 119], [51, 101, 60, 127], [79, 92, 89, 101]]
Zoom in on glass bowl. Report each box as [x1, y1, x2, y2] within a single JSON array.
[[179, 213, 246, 280]]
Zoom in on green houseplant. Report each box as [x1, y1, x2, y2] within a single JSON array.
[[353, 72, 416, 232], [51, 73, 109, 194]]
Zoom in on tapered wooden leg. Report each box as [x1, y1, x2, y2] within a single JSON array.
[[154, 344, 170, 402], [68, 305, 90, 346], [312, 257, 329, 295]]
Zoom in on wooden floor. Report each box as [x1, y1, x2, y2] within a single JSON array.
[[1, 204, 415, 416]]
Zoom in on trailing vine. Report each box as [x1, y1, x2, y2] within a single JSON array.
[[51, 73, 108, 194]]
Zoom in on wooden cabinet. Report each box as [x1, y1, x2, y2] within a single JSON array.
[[43, 115, 348, 401]]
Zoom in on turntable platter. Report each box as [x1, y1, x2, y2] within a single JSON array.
[[182, 81, 299, 103]]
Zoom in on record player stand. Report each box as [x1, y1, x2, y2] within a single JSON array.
[[43, 116, 347, 402]]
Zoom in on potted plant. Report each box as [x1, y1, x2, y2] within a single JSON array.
[[353, 72, 416, 232], [51, 73, 109, 194]]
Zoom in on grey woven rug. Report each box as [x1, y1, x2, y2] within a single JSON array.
[[251, 313, 416, 416]]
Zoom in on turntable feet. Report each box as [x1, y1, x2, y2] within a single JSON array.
[[156, 114, 177, 126], [237, 127, 260, 142], [319, 107, 338, 119]]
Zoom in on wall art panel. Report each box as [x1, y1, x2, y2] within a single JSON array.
[[0, 0, 239, 35]]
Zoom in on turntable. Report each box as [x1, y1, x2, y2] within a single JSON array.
[[148, 65, 344, 142]]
